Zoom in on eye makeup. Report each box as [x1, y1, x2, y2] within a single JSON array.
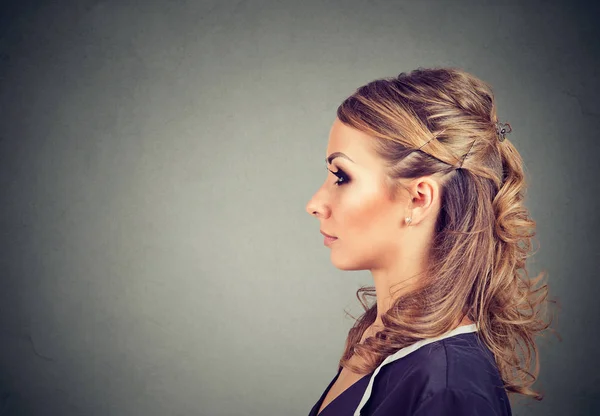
[[326, 166, 350, 186]]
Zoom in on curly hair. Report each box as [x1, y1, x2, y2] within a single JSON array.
[[335, 67, 560, 402]]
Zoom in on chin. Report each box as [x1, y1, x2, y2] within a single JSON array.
[[332, 263, 364, 271], [330, 252, 370, 271]]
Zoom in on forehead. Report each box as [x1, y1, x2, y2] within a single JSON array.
[[327, 118, 382, 170]]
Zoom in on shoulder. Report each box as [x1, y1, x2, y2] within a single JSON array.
[[383, 332, 502, 390], [363, 333, 511, 415], [412, 387, 500, 415]]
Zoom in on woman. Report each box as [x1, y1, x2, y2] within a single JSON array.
[[305, 68, 555, 415]]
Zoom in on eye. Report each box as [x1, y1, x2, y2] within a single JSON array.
[[326, 167, 349, 186]]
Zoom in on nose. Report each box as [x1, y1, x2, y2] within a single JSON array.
[[305, 186, 330, 219]]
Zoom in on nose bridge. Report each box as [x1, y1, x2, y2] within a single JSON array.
[[306, 179, 330, 216]]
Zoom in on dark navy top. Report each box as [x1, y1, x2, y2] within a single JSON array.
[[308, 325, 512, 415]]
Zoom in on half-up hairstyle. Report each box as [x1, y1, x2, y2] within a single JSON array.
[[336, 67, 558, 402]]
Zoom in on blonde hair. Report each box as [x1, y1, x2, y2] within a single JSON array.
[[336, 67, 559, 402]]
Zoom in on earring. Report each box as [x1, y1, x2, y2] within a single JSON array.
[[405, 217, 412, 225]]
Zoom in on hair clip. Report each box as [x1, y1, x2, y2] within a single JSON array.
[[495, 122, 512, 142]]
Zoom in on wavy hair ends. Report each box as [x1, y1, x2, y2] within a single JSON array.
[[335, 67, 559, 402]]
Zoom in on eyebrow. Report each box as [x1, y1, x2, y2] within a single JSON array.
[[325, 152, 354, 165]]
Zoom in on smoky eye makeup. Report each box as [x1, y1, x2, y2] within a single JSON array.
[[326, 165, 350, 185]]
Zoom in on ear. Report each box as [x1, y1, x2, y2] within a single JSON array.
[[406, 176, 440, 226]]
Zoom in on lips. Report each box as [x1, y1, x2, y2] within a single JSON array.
[[321, 230, 338, 247], [320, 230, 336, 238]]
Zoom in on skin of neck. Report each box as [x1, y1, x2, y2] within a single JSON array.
[[369, 219, 433, 330], [368, 227, 473, 332]]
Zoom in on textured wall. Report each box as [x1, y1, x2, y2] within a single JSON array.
[[0, 0, 598, 415]]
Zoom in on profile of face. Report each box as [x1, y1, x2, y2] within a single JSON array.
[[305, 118, 412, 271]]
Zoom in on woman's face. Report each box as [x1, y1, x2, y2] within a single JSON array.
[[306, 118, 409, 270]]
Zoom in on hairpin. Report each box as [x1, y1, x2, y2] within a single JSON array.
[[495, 122, 512, 142]]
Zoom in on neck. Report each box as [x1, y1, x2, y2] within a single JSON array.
[[368, 243, 473, 331], [370, 267, 474, 331], [369, 251, 427, 329]]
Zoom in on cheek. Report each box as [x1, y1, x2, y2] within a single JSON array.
[[338, 189, 390, 235], [331, 189, 400, 269]]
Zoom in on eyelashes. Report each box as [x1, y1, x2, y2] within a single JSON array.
[[326, 166, 350, 186]]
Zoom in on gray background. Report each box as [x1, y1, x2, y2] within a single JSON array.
[[1, 0, 598, 415]]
